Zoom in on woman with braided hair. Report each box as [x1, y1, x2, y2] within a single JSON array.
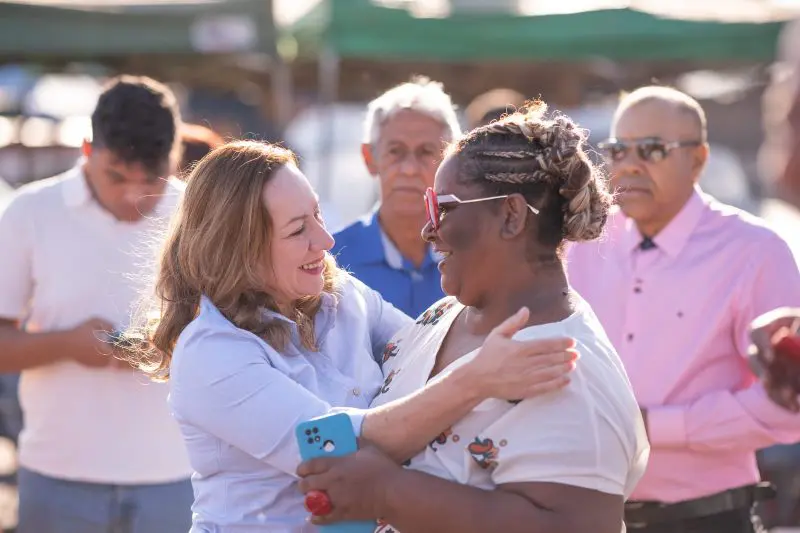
[[297, 103, 650, 533]]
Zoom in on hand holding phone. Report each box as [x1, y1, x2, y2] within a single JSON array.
[[295, 413, 376, 533]]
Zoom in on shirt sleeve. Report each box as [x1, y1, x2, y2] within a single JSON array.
[[0, 194, 34, 320], [354, 277, 413, 363], [169, 329, 367, 476], [646, 234, 800, 450], [482, 373, 638, 496]]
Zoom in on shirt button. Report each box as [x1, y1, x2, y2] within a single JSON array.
[[352, 387, 361, 396], [634, 287, 642, 294], [627, 333, 634, 342]]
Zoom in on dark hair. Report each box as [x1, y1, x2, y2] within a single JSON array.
[[449, 101, 612, 251], [178, 123, 224, 177], [91, 75, 181, 173]]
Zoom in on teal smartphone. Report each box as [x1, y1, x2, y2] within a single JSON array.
[[296, 413, 376, 533]]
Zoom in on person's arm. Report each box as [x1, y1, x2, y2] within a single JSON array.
[[300, 448, 621, 533], [0, 320, 70, 370], [645, 237, 800, 451], [0, 317, 126, 372], [343, 279, 576, 462], [0, 196, 124, 371], [749, 307, 800, 410], [298, 349, 638, 533], [175, 313, 575, 473], [361, 307, 575, 462], [380, 472, 622, 533]]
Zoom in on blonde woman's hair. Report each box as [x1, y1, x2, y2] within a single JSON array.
[[127, 140, 344, 381]]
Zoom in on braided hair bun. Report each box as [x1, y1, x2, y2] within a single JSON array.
[[451, 101, 611, 243]]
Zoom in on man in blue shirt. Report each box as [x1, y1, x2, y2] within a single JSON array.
[[334, 77, 462, 318]]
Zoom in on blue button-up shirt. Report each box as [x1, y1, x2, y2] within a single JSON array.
[[168, 275, 411, 532], [333, 210, 444, 319]]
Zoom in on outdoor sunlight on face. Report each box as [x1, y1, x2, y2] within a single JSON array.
[[261, 164, 334, 304]]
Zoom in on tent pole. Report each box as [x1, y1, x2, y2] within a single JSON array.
[[317, 45, 339, 206]]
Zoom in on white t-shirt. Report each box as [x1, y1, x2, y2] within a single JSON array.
[[370, 296, 649, 530], [0, 166, 192, 484]]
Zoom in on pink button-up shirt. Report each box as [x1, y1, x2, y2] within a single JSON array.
[[567, 186, 800, 503]]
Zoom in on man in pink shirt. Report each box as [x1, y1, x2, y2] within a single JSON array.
[[568, 86, 800, 533]]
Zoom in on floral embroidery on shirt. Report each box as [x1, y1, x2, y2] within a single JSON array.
[[468, 437, 500, 470], [429, 427, 460, 451], [380, 369, 400, 395], [382, 340, 401, 363], [376, 519, 398, 532], [415, 301, 455, 326]]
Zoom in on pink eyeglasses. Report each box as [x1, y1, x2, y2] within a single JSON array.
[[424, 187, 540, 231]]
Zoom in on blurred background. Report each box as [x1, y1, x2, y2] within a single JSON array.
[[1, 0, 800, 531]]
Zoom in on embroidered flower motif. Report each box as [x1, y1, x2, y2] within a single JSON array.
[[415, 301, 455, 326], [376, 519, 398, 532], [380, 369, 400, 395], [429, 427, 454, 452], [381, 340, 400, 363], [467, 437, 500, 470]]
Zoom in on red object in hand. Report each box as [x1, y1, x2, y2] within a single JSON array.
[[773, 327, 800, 362], [304, 490, 333, 516]]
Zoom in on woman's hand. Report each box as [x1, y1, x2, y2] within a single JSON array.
[[297, 445, 401, 525], [749, 307, 800, 412], [457, 307, 578, 401]]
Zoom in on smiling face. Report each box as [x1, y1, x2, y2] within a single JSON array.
[[609, 99, 707, 236], [421, 155, 509, 305], [364, 109, 448, 221], [261, 164, 335, 305]]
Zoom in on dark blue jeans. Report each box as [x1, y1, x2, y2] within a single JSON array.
[[17, 468, 193, 533]]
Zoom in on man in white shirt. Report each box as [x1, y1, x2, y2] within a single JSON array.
[[0, 75, 192, 533]]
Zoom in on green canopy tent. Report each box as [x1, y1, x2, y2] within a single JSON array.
[[284, 0, 792, 201], [287, 0, 786, 62], [0, 0, 276, 57], [0, 1, 298, 130]]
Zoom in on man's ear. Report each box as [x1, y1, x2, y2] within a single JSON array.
[[691, 142, 710, 183], [499, 193, 529, 240], [362, 143, 379, 177]]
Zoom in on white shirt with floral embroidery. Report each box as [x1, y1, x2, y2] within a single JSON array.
[[369, 296, 650, 532]]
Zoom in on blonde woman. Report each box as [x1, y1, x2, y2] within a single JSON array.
[[130, 141, 578, 532]]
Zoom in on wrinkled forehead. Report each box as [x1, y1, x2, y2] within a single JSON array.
[[378, 109, 449, 145], [612, 100, 701, 141]]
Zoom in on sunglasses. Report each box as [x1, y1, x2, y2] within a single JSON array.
[[424, 187, 540, 231], [597, 137, 702, 163]]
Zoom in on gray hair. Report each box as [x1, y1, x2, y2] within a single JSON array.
[[362, 77, 462, 145]]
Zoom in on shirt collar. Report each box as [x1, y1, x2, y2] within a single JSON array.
[[625, 185, 708, 258], [370, 207, 441, 270], [258, 291, 338, 326], [352, 208, 392, 265], [62, 165, 93, 209], [200, 290, 339, 342]]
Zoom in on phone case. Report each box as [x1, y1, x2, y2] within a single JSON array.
[[296, 413, 376, 533]]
